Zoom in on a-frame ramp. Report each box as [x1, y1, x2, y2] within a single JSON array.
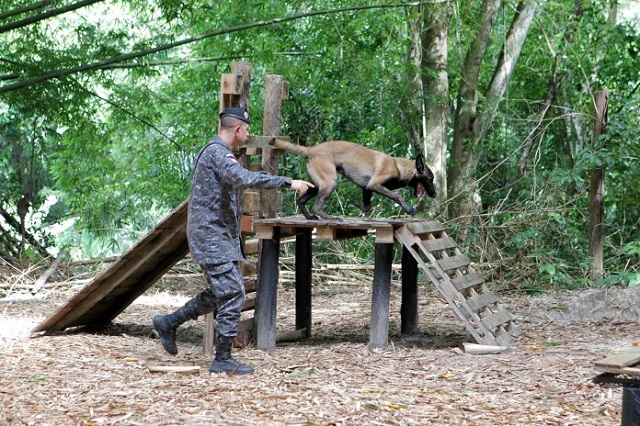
[[33, 200, 189, 333], [395, 220, 521, 346]]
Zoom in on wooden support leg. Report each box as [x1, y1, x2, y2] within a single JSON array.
[[203, 313, 215, 355], [255, 227, 280, 351], [295, 228, 312, 337], [400, 246, 419, 335], [369, 242, 393, 349]]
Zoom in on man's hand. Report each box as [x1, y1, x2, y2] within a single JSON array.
[[290, 179, 314, 195]]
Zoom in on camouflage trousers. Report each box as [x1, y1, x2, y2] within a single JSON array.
[[194, 261, 245, 338]]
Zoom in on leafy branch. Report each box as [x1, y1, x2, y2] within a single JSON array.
[[0, 1, 436, 94]]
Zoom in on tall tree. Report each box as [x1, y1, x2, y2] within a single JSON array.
[[403, 2, 450, 211], [447, 1, 537, 227]]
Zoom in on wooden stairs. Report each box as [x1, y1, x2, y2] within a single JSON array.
[[394, 220, 521, 346]]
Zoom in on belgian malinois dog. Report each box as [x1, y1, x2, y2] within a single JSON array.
[[271, 139, 436, 220]]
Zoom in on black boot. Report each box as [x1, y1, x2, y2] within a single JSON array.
[[210, 335, 254, 375], [153, 293, 215, 355]]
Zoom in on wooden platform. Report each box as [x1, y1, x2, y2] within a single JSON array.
[[253, 216, 521, 349], [255, 215, 424, 242]]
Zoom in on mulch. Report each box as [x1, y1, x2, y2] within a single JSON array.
[[1, 276, 639, 426]]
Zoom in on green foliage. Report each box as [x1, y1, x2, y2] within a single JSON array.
[[0, 0, 638, 299]]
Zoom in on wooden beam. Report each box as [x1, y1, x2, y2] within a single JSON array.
[[245, 135, 291, 148]]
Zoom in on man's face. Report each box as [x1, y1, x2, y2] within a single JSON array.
[[232, 122, 250, 147]]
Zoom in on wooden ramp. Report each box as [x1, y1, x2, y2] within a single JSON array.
[[394, 220, 521, 346], [33, 201, 190, 333]]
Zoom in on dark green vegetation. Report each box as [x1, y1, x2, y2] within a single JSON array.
[[1, 0, 638, 291]]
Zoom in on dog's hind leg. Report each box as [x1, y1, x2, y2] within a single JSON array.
[[307, 158, 339, 220], [350, 188, 373, 213]]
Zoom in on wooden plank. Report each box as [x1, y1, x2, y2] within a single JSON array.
[[276, 328, 308, 343], [243, 278, 257, 293], [315, 226, 336, 241], [241, 215, 254, 233], [204, 312, 215, 355], [451, 272, 485, 292], [149, 365, 200, 374], [466, 292, 500, 313], [236, 317, 255, 348], [462, 342, 508, 355], [422, 236, 457, 252], [437, 254, 471, 272], [243, 238, 260, 255], [335, 228, 368, 240], [407, 221, 444, 235], [86, 239, 191, 325], [255, 224, 275, 240], [594, 351, 640, 369], [33, 202, 189, 332], [220, 73, 243, 95], [260, 75, 285, 220], [241, 296, 255, 312], [480, 309, 514, 331], [240, 261, 257, 276], [245, 135, 291, 148], [594, 365, 640, 375], [374, 226, 395, 244]]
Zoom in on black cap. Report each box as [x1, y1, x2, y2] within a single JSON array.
[[219, 107, 250, 124]]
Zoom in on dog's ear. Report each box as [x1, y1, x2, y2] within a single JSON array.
[[415, 153, 425, 173]]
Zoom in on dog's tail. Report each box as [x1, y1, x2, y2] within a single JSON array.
[[271, 138, 311, 158]]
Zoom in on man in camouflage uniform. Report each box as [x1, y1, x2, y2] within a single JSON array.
[[153, 107, 313, 375]]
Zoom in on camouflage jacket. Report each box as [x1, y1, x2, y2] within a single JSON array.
[[187, 136, 291, 266]]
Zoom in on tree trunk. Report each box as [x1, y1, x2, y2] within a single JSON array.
[[403, 4, 450, 213], [588, 89, 609, 281], [403, 5, 426, 156], [447, 0, 503, 223], [478, 1, 537, 142], [422, 3, 450, 209], [447, 0, 536, 228]]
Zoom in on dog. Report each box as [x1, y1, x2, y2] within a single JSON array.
[[271, 139, 436, 220]]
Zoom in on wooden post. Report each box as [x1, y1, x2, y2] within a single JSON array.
[[261, 75, 288, 218], [400, 246, 419, 334], [205, 62, 253, 355], [588, 89, 608, 281], [369, 243, 394, 349], [295, 228, 313, 337], [255, 227, 281, 351]]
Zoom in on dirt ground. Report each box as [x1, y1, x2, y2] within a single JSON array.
[[1, 273, 640, 426]]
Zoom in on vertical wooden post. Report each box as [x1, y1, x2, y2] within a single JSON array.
[[252, 75, 288, 349], [255, 227, 281, 351], [400, 246, 419, 335], [261, 75, 288, 218], [369, 243, 394, 349], [205, 62, 253, 356], [295, 228, 313, 336], [588, 89, 608, 281]]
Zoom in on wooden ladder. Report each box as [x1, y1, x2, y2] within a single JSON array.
[[394, 221, 521, 346]]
